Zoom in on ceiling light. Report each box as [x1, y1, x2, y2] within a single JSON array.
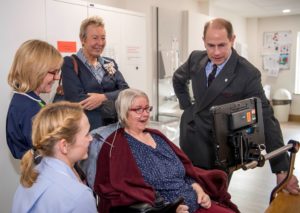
[[282, 9, 291, 13]]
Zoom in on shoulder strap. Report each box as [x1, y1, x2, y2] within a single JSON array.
[[56, 54, 78, 90], [70, 54, 79, 75]]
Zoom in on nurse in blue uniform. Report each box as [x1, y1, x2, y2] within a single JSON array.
[[6, 39, 63, 159], [12, 101, 97, 213]]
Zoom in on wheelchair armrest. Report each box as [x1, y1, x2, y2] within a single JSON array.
[[110, 197, 184, 213], [110, 203, 152, 213]]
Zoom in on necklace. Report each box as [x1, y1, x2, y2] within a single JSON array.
[[13, 91, 45, 107]]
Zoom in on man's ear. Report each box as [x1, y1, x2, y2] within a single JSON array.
[[202, 36, 208, 49], [57, 139, 68, 154], [230, 34, 236, 47]]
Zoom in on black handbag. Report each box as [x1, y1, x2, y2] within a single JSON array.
[[99, 99, 118, 125]]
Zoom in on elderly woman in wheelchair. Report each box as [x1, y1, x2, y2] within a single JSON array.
[[83, 88, 240, 213]]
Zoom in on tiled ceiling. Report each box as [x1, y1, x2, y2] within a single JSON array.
[[211, 0, 300, 18]]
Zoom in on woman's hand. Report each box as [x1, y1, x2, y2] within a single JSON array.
[[197, 191, 211, 209], [191, 182, 211, 209], [176, 204, 189, 213], [80, 93, 107, 110]]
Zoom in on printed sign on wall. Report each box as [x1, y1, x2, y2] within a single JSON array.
[[262, 31, 291, 77]]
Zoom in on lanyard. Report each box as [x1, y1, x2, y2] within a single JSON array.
[[13, 91, 45, 108]]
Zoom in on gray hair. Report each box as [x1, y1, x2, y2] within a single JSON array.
[[79, 16, 105, 41], [115, 88, 149, 127]]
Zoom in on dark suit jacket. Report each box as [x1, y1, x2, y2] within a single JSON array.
[[173, 49, 289, 173], [62, 56, 129, 130]]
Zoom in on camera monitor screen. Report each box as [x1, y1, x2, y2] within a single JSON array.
[[210, 97, 265, 173]]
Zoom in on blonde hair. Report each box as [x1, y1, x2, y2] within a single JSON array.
[[115, 88, 149, 127], [20, 101, 84, 187], [7, 39, 63, 92], [79, 16, 105, 41]]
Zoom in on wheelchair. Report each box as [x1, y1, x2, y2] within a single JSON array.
[[80, 98, 299, 212]]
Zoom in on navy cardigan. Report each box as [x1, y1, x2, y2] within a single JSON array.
[[61, 56, 129, 130]]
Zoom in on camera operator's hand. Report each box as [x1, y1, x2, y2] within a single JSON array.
[[276, 173, 300, 195]]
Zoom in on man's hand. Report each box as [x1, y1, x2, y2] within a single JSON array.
[[80, 93, 107, 110], [276, 173, 300, 195]]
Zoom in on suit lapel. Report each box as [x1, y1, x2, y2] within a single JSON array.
[[191, 56, 208, 117], [195, 49, 239, 113], [197, 56, 209, 93]]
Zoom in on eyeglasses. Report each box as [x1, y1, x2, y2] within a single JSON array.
[[129, 106, 153, 114], [47, 69, 61, 80]]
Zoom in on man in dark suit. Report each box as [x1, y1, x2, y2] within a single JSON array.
[[173, 18, 299, 194]]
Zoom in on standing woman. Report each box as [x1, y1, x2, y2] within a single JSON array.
[[61, 16, 129, 131], [6, 40, 63, 159], [12, 101, 97, 213]]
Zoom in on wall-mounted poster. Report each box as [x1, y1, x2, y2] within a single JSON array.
[[262, 31, 291, 76]]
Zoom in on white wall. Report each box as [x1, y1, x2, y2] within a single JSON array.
[[179, 5, 249, 61], [210, 6, 248, 46], [247, 18, 259, 67], [183, 11, 211, 57], [248, 15, 300, 115], [0, 0, 147, 211], [0, 1, 47, 212], [58, 0, 249, 106], [89, 0, 203, 103]]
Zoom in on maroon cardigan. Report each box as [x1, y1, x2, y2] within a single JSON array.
[[94, 128, 239, 213]]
